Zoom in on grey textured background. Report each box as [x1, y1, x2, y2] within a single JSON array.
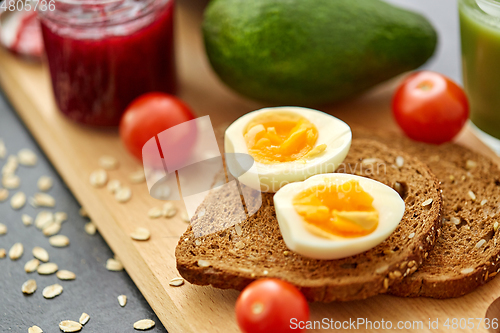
[[0, 88, 167, 332], [0, 0, 460, 332]]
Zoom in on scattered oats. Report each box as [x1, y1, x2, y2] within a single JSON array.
[[57, 270, 76, 280], [495, 222, 499, 232], [461, 267, 474, 274], [235, 224, 243, 236], [197, 260, 210, 268], [99, 156, 119, 170], [476, 239, 486, 249], [33, 193, 56, 207], [42, 222, 61, 237], [107, 179, 121, 194], [383, 278, 389, 289], [2, 155, 18, 174], [465, 160, 477, 170], [84, 222, 97, 235], [2, 173, 20, 189], [129, 170, 146, 183], [163, 202, 177, 218], [169, 277, 184, 287], [9, 242, 23, 260], [481, 199, 488, 206], [28, 325, 43, 333], [450, 216, 460, 225], [118, 295, 127, 307], [235, 241, 245, 249], [79, 207, 88, 217], [115, 187, 132, 203], [408, 232, 415, 239], [42, 283, 63, 299], [59, 320, 82, 332], [181, 212, 190, 223], [0, 223, 6, 235], [0, 248, 5, 258], [10, 192, 26, 209], [22, 279, 37, 294], [35, 211, 54, 229], [18, 149, 37, 166], [25, 259, 40, 273], [468, 190, 476, 201], [0, 188, 8, 201], [395, 156, 404, 168], [0, 139, 5, 159], [106, 258, 123, 271], [54, 212, 68, 224], [195, 239, 201, 246], [422, 198, 433, 207], [134, 319, 155, 331], [130, 227, 150, 241], [32, 247, 49, 262], [79, 313, 90, 326], [89, 169, 108, 188], [148, 207, 162, 219], [37, 262, 58, 275], [22, 214, 33, 226], [49, 235, 70, 248], [37, 176, 53, 192]]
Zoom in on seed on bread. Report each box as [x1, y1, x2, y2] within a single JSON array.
[[395, 156, 404, 168], [468, 190, 476, 201], [475, 239, 486, 249], [422, 198, 433, 207], [197, 260, 210, 268], [465, 160, 477, 170], [494, 222, 499, 232]]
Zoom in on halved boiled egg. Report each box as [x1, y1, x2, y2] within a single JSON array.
[[273, 173, 405, 260], [225, 107, 351, 192]]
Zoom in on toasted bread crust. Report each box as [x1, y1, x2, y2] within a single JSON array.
[[354, 127, 500, 298], [176, 139, 442, 301]]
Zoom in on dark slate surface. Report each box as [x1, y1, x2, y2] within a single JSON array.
[[0, 88, 167, 332], [0, 0, 461, 332]]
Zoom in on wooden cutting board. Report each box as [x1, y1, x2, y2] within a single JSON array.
[[1, 1, 500, 332]]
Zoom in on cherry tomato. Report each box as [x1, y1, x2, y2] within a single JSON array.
[[119, 93, 196, 163], [392, 71, 469, 144], [235, 279, 309, 333]]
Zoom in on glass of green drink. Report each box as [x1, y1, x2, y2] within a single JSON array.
[[459, 0, 500, 154]]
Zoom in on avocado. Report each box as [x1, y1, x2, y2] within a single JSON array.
[[203, 0, 438, 105]]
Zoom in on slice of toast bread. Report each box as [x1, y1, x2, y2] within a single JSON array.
[[354, 127, 500, 298], [175, 139, 442, 302]]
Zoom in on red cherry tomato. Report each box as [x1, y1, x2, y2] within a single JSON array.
[[392, 71, 469, 144], [235, 279, 310, 333], [119, 93, 196, 163]]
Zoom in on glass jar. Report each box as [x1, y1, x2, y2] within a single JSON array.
[[459, 0, 500, 153], [38, 0, 176, 126]]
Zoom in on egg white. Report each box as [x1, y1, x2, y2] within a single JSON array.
[[224, 107, 352, 193], [273, 173, 405, 260]]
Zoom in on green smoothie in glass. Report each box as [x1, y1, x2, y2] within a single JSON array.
[[459, 0, 500, 142]]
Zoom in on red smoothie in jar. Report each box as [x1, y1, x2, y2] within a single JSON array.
[[39, 0, 176, 126]]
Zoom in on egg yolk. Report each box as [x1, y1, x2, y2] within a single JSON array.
[[292, 179, 379, 238], [243, 112, 325, 164]]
